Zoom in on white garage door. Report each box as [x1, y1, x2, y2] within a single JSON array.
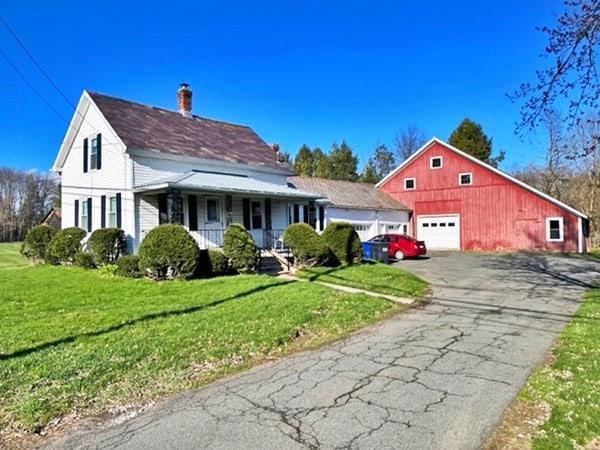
[[417, 215, 460, 249]]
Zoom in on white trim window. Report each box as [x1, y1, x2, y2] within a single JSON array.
[[404, 178, 416, 190], [90, 137, 99, 170], [430, 156, 443, 169], [459, 172, 472, 185], [108, 196, 117, 227], [546, 217, 564, 242], [81, 199, 89, 231]]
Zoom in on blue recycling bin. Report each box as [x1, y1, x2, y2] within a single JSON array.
[[361, 242, 372, 259]]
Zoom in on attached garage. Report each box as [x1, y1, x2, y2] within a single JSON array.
[[417, 214, 460, 249]]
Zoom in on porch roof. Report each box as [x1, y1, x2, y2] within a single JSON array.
[[134, 170, 321, 199]]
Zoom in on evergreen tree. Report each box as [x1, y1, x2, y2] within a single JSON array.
[[293, 144, 314, 176], [448, 118, 505, 167], [372, 144, 396, 180], [359, 159, 379, 183], [328, 140, 358, 181]]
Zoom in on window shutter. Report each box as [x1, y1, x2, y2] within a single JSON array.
[[264, 198, 272, 230], [87, 198, 92, 232], [83, 138, 88, 173], [158, 193, 168, 224], [293, 204, 299, 223], [318, 206, 325, 232], [188, 195, 198, 231], [96, 134, 102, 170], [242, 198, 251, 229], [74, 199, 79, 227], [100, 195, 106, 228], [303, 205, 309, 223], [116, 193, 122, 228]]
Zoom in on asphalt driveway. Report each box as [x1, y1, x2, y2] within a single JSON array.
[[45, 252, 599, 450]]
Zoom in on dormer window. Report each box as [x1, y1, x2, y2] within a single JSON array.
[[430, 156, 442, 169]]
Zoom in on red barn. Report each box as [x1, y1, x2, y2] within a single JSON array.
[[377, 138, 589, 253]]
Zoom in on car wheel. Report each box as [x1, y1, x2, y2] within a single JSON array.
[[395, 250, 405, 260]]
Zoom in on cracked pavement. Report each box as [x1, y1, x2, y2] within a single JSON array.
[[44, 252, 599, 449]]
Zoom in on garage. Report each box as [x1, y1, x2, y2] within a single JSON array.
[[417, 214, 460, 249]]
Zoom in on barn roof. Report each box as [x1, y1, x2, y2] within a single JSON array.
[[377, 137, 588, 219], [288, 176, 411, 211]]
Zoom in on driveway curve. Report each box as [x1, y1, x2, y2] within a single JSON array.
[[45, 252, 598, 450]]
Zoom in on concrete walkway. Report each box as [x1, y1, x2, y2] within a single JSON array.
[[44, 252, 599, 449]]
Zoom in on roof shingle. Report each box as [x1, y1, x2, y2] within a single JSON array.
[[288, 176, 411, 211], [88, 91, 292, 172]]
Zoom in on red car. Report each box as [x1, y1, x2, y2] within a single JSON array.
[[367, 234, 427, 260]]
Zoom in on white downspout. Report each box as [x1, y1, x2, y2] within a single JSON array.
[[578, 216, 583, 253]]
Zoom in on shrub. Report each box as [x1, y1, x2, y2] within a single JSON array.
[[116, 255, 141, 278], [46, 227, 87, 265], [322, 221, 363, 265], [74, 251, 96, 269], [88, 228, 126, 265], [209, 248, 231, 275], [20, 224, 56, 262], [282, 223, 333, 267], [138, 224, 199, 280], [222, 224, 259, 273]]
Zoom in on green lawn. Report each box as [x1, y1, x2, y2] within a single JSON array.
[[486, 281, 600, 449], [0, 242, 28, 268], [0, 260, 418, 435], [296, 260, 428, 298]]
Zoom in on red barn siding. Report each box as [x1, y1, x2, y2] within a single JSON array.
[[379, 141, 585, 252]]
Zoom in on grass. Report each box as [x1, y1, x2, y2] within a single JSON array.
[[0, 260, 417, 436], [0, 242, 29, 268], [296, 260, 428, 298], [485, 282, 600, 449]]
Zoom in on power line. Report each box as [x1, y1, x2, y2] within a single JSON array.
[[0, 16, 77, 111], [0, 47, 68, 123]]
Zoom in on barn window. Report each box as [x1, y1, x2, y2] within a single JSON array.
[[459, 173, 472, 185], [430, 156, 443, 169], [546, 217, 564, 242], [404, 178, 416, 190]]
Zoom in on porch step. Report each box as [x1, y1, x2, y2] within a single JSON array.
[[260, 254, 287, 275]]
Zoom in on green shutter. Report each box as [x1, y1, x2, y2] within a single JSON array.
[[83, 139, 88, 173], [96, 134, 102, 170]]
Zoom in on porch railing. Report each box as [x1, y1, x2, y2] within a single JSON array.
[[189, 229, 224, 249]]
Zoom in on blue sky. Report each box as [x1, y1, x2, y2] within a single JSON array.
[[0, 1, 565, 173]]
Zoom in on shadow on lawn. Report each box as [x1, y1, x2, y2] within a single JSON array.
[[0, 278, 297, 361]]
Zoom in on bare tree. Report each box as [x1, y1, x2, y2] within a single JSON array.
[[393, 125, 427, 163], [0, 167, 57, 242], [511, 0, 600, 136]]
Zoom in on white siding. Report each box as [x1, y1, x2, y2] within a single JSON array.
[[60, 101, 134, 242], [325, 207, 409, 241], [136, 195, 159, 250]]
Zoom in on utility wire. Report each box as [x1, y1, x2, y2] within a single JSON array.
[[0, 47, 68, 123], [0, 16, 77, 111]]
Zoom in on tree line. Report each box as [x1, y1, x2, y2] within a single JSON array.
[[0, 167, 58, 242], [291, 118, 503, 183]]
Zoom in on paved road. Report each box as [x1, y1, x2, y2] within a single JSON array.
[[45, 252, 599, 450]]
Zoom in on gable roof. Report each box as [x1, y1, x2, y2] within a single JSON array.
[[54, 90, 293, 173], [288, 176, 411, 211], [88, 91, 292, 172], [376, 137, 588, 219]]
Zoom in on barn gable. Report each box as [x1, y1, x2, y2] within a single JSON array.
[[377, 138, 588, 252]]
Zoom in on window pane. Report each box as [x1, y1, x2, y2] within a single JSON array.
[[207, 199, 219, 222], [90, 138, 98, 170]]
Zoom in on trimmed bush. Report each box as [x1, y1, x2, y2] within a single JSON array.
[[138, 224, 199, 280], [222, 224, 259, 273], [74, 251, 96, 269], [116, 255, 141, 278], [46, 227, 87, 265], [322, 221, 363, 265], [209, 248, 231, 275], [88, 228, 126, 265], [21, 224, 56, 262], [282, 223, 333, 267]]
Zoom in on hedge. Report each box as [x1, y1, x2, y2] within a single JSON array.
[[322, 221, 362, 264], [88, 228, 126, 265], [46, 227, 87, 265], [282, 223, 332, 267], [222, 224, 259, 273], [138, 224, 199, 280], [20, 224, 56, 262]]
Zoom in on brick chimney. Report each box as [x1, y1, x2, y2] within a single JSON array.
[[177, 83, 192, 117]]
